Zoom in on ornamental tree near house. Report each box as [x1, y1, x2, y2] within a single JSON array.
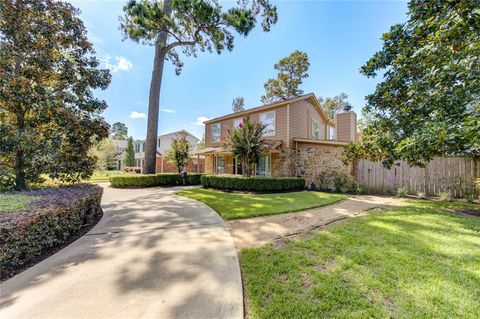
[[261, 50, 310, 104], [125, 137, 136, 167], [165, 134, 191, 173], [0, 0, 111, 190], [120, 0, 278, 174], [226, 117, 265, 176], [344, 0, 480, 168]]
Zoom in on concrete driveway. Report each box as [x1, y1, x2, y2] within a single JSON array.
[[0, 186, 243, 319]]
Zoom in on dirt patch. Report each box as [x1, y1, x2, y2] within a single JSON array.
[[228, 195, 403, 250], [452, 209, 480, 218], [313, 259, 338, 273]]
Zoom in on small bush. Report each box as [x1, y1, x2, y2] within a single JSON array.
[[201, 174, 305, 192], [417, 191, 427, 199], [110, 173, 203, 188], [0, 185, 103, 273], [354, 185, 364, 195], [396, 187, 408, 197], [438, 192, 452, 202], [465, 194, 475, 204], [331, 171, 355, 193], [124, 166, 141, 174]]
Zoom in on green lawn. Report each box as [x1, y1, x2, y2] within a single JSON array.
[[176, 188, 347, 220], [82, 170, 124, 183], [241, 199, 480, 319], [0, 194, 40, 213]]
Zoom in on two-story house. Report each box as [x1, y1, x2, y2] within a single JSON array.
[[196, 93, 356, 188], [134, 130, 204, 173]]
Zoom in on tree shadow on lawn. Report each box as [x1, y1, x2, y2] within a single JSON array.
[[241, 202, 480, 319], [1, 187, 241, 318]]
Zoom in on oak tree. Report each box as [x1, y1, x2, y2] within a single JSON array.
[[0, 0, 111, 190], [120, 0, 278, 174], [345, 0, 480, 167]]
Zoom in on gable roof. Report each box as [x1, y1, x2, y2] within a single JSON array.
[[204, 93, 335, 126]]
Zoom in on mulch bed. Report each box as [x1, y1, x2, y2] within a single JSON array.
[[452, 209, 480, 219]]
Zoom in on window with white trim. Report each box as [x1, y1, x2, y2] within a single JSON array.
[[260, 111, 275, 136], [233, 118, 243, 129], [211, 123, 221, 142], [328, 125, 335, 140], [312, 119, 320, 139]]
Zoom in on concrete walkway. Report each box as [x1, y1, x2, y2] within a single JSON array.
[[228, 195, 403, 250], [0, 186, 243, 319]]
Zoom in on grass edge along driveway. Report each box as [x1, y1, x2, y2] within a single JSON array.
[[176, 188, 347, 220], [241, 199, 480, 319]]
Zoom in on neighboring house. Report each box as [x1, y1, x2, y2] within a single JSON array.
[[111, 139, 128, 171], [134, 130, 204, 173], [197, 93, 356, 188]]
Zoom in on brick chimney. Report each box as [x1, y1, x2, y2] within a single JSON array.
[[335, 111, 357, 142]]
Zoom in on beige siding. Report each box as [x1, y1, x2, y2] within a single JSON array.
[[205, 105, 288, 148], [336, 111, 357, 142], [289, 99, 330, 146]]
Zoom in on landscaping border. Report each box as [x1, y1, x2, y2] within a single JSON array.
[[201, 174, 305, 192], [110, 173, 203, 188]]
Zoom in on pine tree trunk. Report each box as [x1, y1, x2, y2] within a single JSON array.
[[144, 0, 171, 174]]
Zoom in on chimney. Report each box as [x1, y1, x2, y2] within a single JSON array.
[[335, 111, 357, 142]]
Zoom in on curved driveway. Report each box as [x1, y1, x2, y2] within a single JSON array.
[[1, 186, 243, 319]]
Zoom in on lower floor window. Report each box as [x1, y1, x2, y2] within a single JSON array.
[[215, 156, 226, 174], [256, 155, 272, 176]]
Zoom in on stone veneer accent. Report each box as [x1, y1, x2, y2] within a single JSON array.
[[272, 144, 351, 189]]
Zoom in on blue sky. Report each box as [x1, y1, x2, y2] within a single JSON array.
[[70, 0, 408, 140]]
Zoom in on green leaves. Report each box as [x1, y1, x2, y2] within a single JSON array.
[[350, 0, 480, 166], [261, 50, 310, 104], [120, 0, 277, 74], [165, 134, 191, 172], [0, 0, 111, 190]]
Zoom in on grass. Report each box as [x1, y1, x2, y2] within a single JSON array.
[[0, 194, 40, 213], [241, 199, 480, 319], [176, 188, 347, 220], [82, 170, 124, 183]]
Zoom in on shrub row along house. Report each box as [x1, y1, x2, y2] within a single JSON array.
[[197, 93, 357, 189], [134, 130, 204, 173]]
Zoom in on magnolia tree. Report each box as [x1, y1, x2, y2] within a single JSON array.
[[120, 0, 278, 174], [226, 117, 265, 176], [0, 0, 111, 190], [165, 134, 191, 173], [344, 0, 480, 168]]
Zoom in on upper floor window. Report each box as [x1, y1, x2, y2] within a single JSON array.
[[135, 143, 140, 153], [142, 142, 145, 152], [211, 123, 221, 142], [260, 111, 275, 136], [312, 119, 320, 139], [233, 118, 243, 129], [158, 138, 161, 148], [328, 125, 335, 140]]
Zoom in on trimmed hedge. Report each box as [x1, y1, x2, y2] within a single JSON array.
[[0, 185, 103, 274], [110, 173, 203, 188], [201, 174, 305, 192]]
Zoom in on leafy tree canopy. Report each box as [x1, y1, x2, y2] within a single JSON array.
[[346, 0, 480, 167], [165, 133, 191, 173], [226, 116, 265, 176], [232, 96, 245, 113], [318, 93, 350, 120], [89, 139, 119, 172], [125, 137, 136, 167], [261, 50, 310, 104], [111, 122, 129, 140], [121, 0, 278, 75], [0, 0, 111, 190]]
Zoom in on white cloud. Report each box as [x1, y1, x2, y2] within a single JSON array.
[[130, 111, 146, 119], [160, 108, 176, 113], [193, 116, 210, 125], [104, 55, 133, 73]]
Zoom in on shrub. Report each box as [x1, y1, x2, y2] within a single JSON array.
[[354, 185, 364, 195], [331, 171, 355, 193], [201, 174, 305, 192], [110, 173, 203, 188], [438, 192, 452, 202], [396, 187, 408, 197], [465, 194, 475, 204], [124, 166, 141, 173], [417, 191, 427, 199], [0, 185, 103, 273]]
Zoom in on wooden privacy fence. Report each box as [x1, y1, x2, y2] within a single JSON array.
[[355, 157, 479, 197]]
